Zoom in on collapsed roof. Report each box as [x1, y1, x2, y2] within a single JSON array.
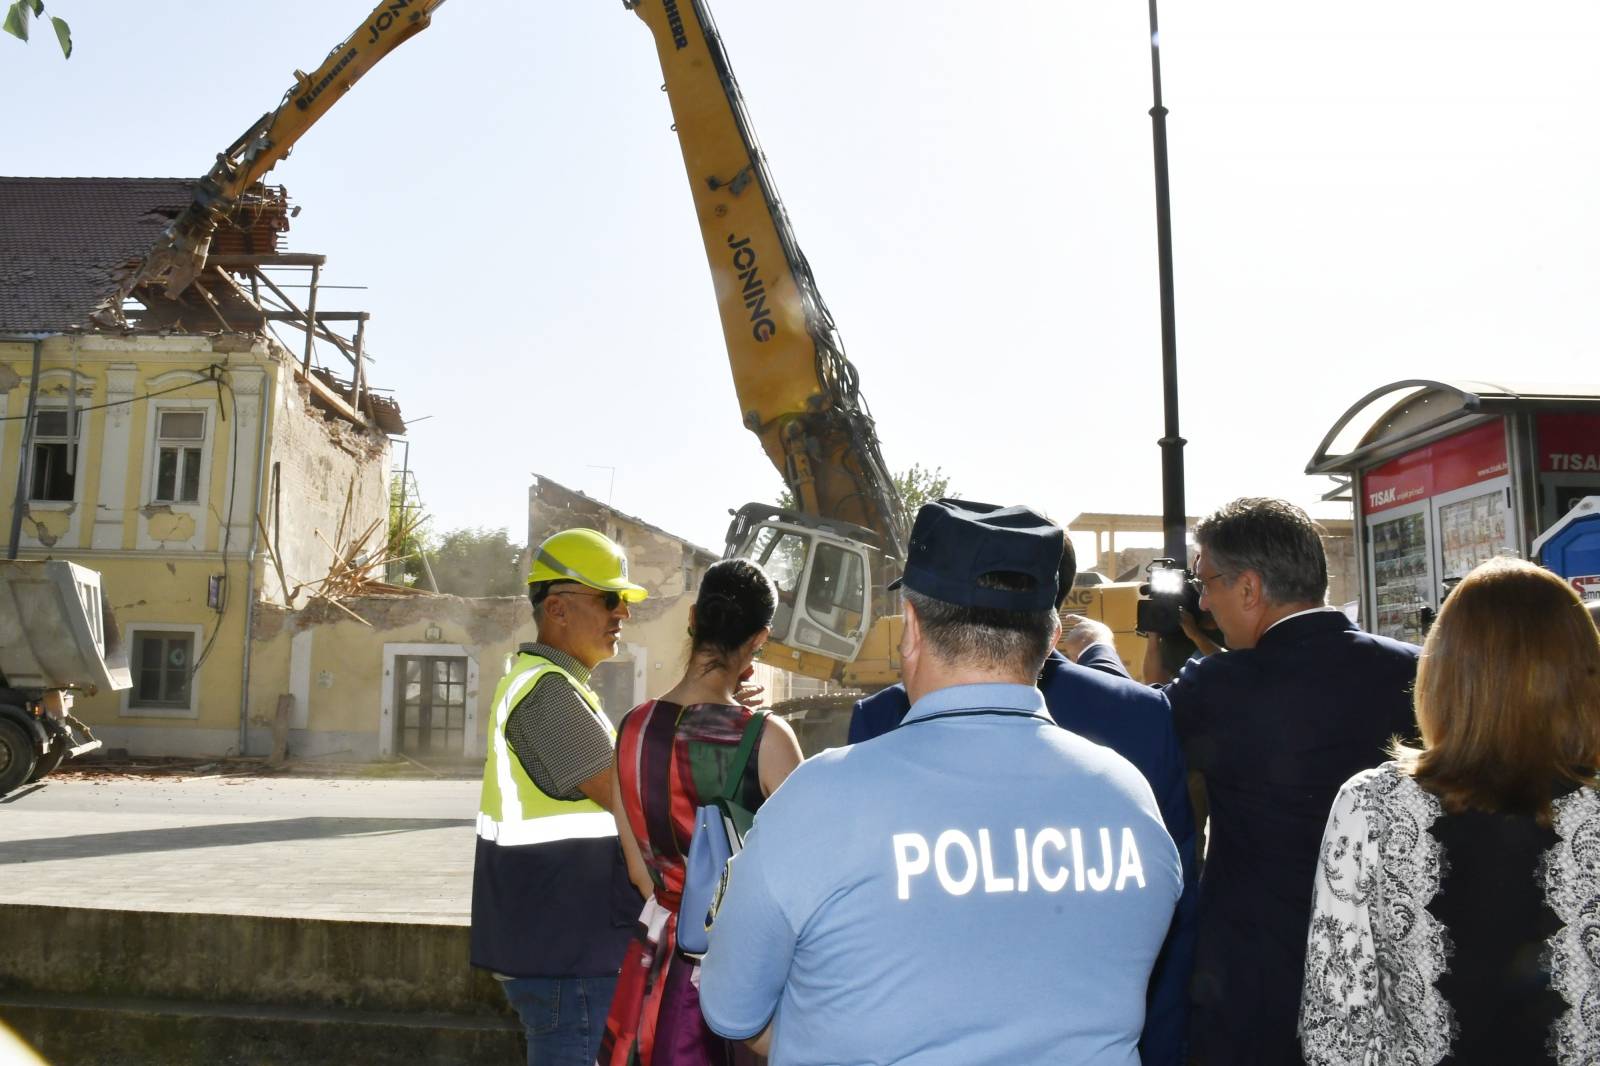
[[0, 177, 287, 333], [0, 177, 402, 434]]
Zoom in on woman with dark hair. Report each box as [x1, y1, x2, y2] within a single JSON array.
[[599, 558, 804, 1066], [1300, 556, 1600, 1065]]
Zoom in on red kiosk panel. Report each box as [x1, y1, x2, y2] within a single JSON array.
[[1362, 421, 1512, 642]]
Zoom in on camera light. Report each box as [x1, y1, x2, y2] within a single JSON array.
[[1149, 569, 1186, 595]]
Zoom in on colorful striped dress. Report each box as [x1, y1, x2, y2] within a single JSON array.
[[598, 700, 767, 1066]]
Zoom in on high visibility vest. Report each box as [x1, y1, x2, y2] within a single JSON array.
[[470, 649, 637, 978], [476, 651, 618, 847]]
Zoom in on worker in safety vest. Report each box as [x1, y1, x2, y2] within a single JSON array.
[[470, 527, 652, 1066]]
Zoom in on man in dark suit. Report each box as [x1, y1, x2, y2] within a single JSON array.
[[848, 539, 1198, 1066], [849, 540, 1136, 743], [1149, 497, 1420, 1066]]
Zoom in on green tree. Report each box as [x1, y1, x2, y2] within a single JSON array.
[[4, 2, 71, 57], [775, 464, 954, 517], [427, 527, 526, 598], [892, 463, 953, 514], [387, 478, 431, 588]]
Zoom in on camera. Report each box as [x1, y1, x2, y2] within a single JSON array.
[[1136, 558, 1201, 637]]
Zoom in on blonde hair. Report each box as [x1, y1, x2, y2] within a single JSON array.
[[1395, 557, 1600, 824]]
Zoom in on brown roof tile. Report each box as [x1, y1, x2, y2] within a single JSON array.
[[0, 177, 286, 334]]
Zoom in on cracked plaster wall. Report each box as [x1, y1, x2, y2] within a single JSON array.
[[261, 374, 391, 606], [21, 508, 72, 546]]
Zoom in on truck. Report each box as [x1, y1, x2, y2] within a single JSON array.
[[0, 560, 127, 795]]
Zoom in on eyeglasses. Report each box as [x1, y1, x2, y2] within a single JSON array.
[[546, 589, 626, 610], [1190, 571, 1235, 596]]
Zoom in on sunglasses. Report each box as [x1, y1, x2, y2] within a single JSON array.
[[546, 588, 626, 610]]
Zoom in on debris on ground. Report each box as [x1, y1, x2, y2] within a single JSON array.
[[50, 752, 476, 783], [51, 755, 277, 783]]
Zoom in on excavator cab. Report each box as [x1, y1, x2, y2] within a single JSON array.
[[723, 503, 876, 664]]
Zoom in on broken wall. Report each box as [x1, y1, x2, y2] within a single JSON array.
[[248, 593, 531, 762], [244, 585, 777, 764], [260, 372, 391, 607], [527, 477, 711, 618]]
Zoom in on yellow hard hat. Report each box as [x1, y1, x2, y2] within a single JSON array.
[[527, 528, 648, 602]]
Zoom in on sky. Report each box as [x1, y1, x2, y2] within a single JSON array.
[[8, 1, 1597, 563]]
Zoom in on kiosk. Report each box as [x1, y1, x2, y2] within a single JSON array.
[[1307, 381, 1600, 642]]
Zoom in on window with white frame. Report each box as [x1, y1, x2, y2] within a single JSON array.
[[129, 629, 195, 711], [28, 408, 80, 502], [153, 409, 206, 504]]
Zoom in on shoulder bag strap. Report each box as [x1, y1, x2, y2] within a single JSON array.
[[719, 709, 768, 805]]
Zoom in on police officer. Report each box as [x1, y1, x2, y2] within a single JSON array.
[[470, 528, 650, 1066], [848, 535, 1198, 1066], [699, 500, 1182, 1065]]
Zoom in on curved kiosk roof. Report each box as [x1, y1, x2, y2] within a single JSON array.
[[1307, 379, 1600, 477], [1304, 379, 1600, 643]]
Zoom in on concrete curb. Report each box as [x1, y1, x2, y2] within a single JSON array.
[[0, 905, 523, 1064], [2, 992, 521, 1066], [0, 905, 510, 1015]]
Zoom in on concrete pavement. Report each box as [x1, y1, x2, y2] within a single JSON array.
[[0, 775, 484, 923]]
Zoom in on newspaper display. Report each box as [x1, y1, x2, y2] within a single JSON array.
[[1371, 511, 1430, 642], [1438, 490, 1509, 581]]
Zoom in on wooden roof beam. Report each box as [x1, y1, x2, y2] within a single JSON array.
[[263, 311, 371, 322], [209, 252, 328, 268], [293, 363, 364, 426]]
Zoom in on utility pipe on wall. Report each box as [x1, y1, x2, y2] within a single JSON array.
[[6, 337, 47, 560], [237, 365, 274, 756]]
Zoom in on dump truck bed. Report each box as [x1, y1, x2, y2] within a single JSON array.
[[0, 560, 130, 693]]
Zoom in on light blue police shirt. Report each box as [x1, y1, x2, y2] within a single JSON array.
[[699, 682, 1182, 1066]]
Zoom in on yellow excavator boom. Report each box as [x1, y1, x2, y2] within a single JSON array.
[[627, 0, 906, 563], [139, 0, 447, 297]]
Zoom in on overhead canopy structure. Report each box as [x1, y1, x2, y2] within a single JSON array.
[[1306, 379, 1600, 477]]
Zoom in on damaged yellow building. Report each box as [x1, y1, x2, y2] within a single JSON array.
[[2, 178, 823, 764], [0, 177, 401, 756]]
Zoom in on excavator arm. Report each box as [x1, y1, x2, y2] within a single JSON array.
[[138, 0, 903, 684], [628, 0, 912, 682], [627, 0, 907, 565], [139, 0, 447, 297]]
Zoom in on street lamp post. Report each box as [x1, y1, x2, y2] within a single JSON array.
[[1147, 0, 1188, 567]]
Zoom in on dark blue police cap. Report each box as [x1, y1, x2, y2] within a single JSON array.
[[888, 499, 1064, 612]]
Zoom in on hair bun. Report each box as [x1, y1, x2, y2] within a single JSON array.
[[698, 591, 738, 628], [692, 560, 779, 660]]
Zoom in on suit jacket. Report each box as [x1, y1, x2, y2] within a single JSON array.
[[847, 649, 1199, 1066], [1074, 640, 1129, 678], [847, 642, 1131, 744], [1163, 609, 1419, 1066]]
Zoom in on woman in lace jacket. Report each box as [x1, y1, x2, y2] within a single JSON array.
[[1299, 556, 1600, 1065]]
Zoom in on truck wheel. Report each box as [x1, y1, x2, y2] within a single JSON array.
[[0, 718, 38, 797], [27, 746, 65, 784]]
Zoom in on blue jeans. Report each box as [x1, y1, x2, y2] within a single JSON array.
[[501, 975, 618, 1066]]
